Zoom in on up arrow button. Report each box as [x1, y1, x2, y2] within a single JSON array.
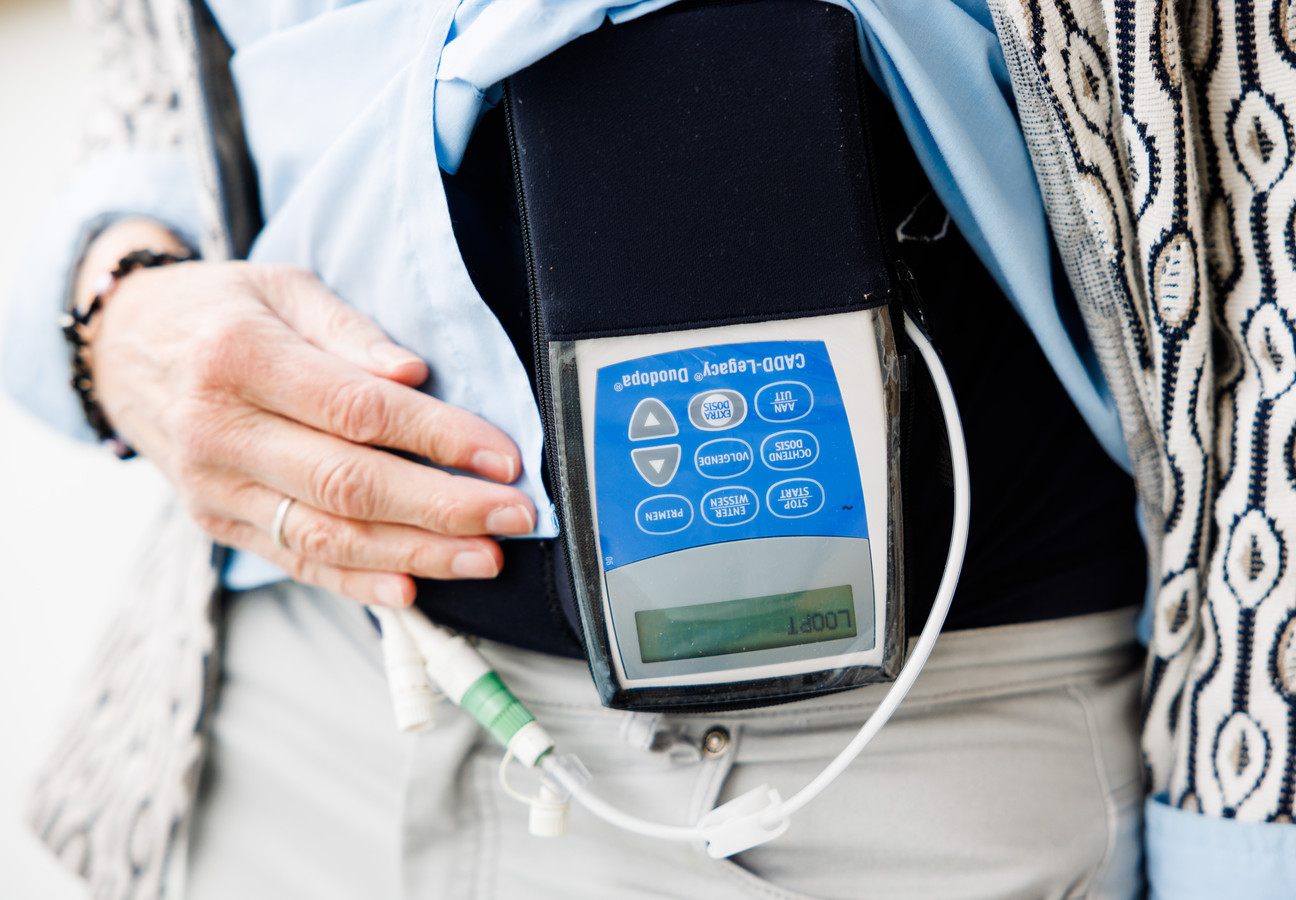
[[632, 445, 681, 487], [629, 398, 679, 440]]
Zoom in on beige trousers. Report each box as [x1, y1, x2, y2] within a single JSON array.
[[182, 582, 1145, 899]]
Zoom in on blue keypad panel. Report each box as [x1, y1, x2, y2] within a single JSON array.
[[594, 340, 868, 570]]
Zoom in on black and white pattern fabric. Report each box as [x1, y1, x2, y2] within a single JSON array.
[[25, 3, 227, 898], [989, 0, 1296, 821], [1175, 0, 1296, 821], [25, 504, 219, 899]]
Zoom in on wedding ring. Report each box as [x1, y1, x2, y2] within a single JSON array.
[[271, 496, 296, 549]]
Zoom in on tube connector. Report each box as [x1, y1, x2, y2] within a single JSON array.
[[696, 785, 789, 858], [461, 671, 534, 747], [528, 779, 571, 838], [400, 609, 491, 701], [397, 607, 555, 762], [371, 607, 438, 732]]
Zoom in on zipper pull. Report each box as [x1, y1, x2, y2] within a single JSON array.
[[892, 260, 927, 395], [893, 260, 931, 338]]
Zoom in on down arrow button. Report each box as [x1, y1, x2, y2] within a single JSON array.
[[631, 444, 682, 487]]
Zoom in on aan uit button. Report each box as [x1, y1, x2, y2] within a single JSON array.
[[632, 444, 681, 487], [629, 398, 679, 440], [755, 381, 813, 422]]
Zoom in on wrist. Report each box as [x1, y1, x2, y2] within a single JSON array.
[[63, 221, 197, 457], [72, 218, 192, 317]]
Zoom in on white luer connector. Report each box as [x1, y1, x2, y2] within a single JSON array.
[[397, 606, 492, 703], [528, 779, 572, 838], [370, 606, 438, 732]]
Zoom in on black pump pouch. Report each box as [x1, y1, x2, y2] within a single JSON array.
[[507, 0, 906, 711]]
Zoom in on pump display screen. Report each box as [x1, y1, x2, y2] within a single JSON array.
[[635, 585, 860, 663]]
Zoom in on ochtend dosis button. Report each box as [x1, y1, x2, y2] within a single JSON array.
[[629, 398, 679, 440], [761, 430, 819, 470], [632, 444, 682, 487], [688, 390, 747, 431]]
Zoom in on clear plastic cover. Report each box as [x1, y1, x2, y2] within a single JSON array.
[[548, 308, 904, 711]]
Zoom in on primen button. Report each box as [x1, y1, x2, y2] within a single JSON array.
[[629, 398, 679, 440], [632, 444, 682, 487], [688, 390, 747, 431], [636, 495, 693, 535]]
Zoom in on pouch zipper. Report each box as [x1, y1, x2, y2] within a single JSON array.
[[502, 80, 589, 647], [501, 81, 558, 503]]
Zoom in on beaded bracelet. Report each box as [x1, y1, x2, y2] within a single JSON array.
[[60, 249, 195, 459]]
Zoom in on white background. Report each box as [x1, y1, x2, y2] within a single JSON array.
[[0, 1, 170, 894]]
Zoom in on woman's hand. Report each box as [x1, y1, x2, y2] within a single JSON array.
[[82, 221, 535, 608]]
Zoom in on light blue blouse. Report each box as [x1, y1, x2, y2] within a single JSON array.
[[4, 0, 1128, 585]]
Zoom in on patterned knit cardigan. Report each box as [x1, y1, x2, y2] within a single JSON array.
[[992, 0, 1296, 820], [26, 0, 1296, 896]]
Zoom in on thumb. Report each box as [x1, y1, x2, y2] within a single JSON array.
[[254, 265, 429, 386]]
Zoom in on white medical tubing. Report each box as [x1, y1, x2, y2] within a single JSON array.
[[772, 312, 969, 818], [541, 755, 701, 842]]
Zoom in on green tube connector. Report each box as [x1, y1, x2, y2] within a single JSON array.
[[460, 671, 536, 749]]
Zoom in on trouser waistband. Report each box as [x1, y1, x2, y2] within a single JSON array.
[[478, 606, 1142, 732]]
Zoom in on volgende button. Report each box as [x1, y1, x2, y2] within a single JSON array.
[[694, 438, 754, 479], [701, 486, 759, 526], [688, 390, 747, 431], [755, 381, 813, 422], [629, 397, 679, 440], [767, 478, 825, 518], [635, 495, 693, 534], [632, 444, 681, 487], [760, 430, 819, 470]]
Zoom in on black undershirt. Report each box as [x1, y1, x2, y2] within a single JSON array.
[[422, 100, 1144, 652], [863, 99, 1146, 630]]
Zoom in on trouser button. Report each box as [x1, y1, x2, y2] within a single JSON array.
[[702, 726, 731, 758]]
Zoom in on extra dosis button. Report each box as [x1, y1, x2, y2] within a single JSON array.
[[688, 390, 747, 430]]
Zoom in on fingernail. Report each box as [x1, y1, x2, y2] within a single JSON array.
[[485, 504, 534, 535], [371, 342, 422, 370], [472, 449, 518, 482], [452, 550, 499, 578], [373, 580, 407, 608]]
